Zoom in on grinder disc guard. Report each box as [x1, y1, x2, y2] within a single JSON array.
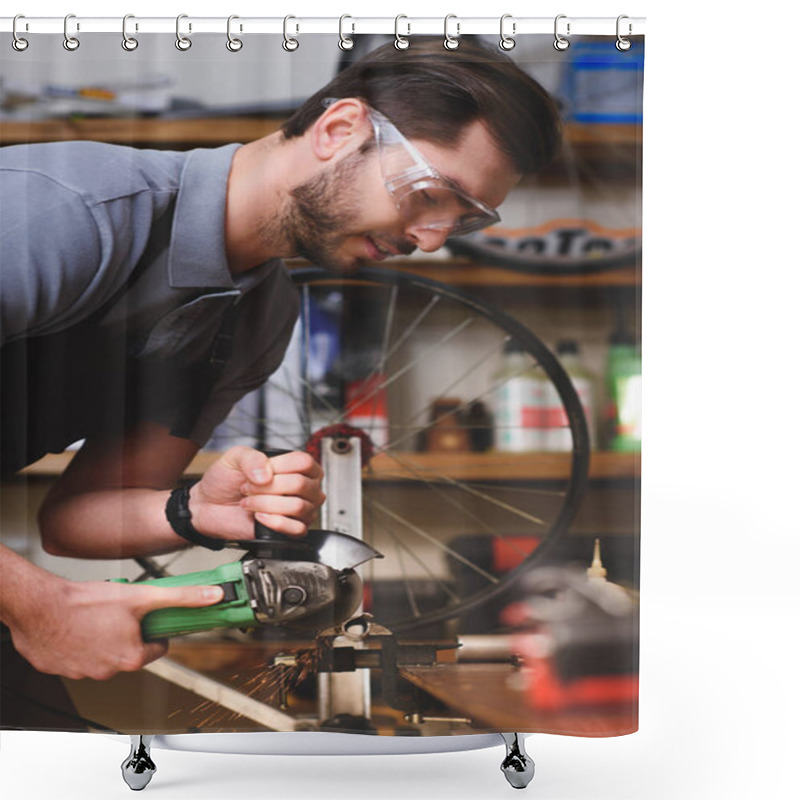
[[232, 524, 383, 572]]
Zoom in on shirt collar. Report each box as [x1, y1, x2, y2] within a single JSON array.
[[168, 144, 242, 289]]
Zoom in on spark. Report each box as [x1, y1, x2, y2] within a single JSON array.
[[176, 648, 320, 731]]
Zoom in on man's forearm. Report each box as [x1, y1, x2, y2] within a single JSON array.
[[0, 543, 66, 629], [38, 487, 189, 559], [1, 542, 226, 680], [36, 423, 200, 559], [35, 433, 323, 559]]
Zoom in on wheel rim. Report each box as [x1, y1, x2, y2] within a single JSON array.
[[285, 267, 591, 632], [145, 266, 590, 635]]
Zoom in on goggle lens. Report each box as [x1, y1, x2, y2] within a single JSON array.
[[370, 108, 500, 237], [320, 100, 501, 239], [394, 182, 498, 236]]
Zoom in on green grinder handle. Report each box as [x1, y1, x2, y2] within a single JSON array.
[[113, 561, 257, 641]]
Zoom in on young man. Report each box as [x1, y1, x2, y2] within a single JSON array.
[[0, 37, 560, 714]]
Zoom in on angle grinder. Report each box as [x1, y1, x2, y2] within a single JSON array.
[[115, 521, 383, 641]]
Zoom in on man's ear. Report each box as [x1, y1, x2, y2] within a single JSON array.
[[309, 99, 370, 162]]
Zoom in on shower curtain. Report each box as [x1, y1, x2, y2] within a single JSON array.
[[0, 20, 643, 742]]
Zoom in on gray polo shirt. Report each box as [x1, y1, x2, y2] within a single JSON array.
[[0, 141, 299, 464]]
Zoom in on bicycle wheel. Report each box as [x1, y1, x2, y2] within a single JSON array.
[[159, 266, 590, 635]]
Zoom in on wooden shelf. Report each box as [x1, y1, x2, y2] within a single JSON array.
[[286, 257, 639, 288], [0, 116, 285, 146], [0, 116, 640, 151], [387, 258, 640, 289], [0, 114, 640, 179], [365, 450, 639, 482], [564, 123, 641, 148], [19, 449, 639, 481]]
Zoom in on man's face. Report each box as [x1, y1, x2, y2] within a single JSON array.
[[282, 118, 519, 273]]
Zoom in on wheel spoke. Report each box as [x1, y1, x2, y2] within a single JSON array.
[[301, 284, 313, 441], [381, 363, 539, 453], [270, 367, 341, 421], [336, 316, 476, 425], [375, 293, 441, 369], [336, 293, 441, 419], [345, 284, 399, 406], [212, 405, 306, 451], [454, 482, 567, 498], [377, 284, 399, 377], [368, 453, 532, 561], [394, 335, 511, 435], [395, 541, 422, 617], [375, 516, 462, 606], [377, 449, 549, 528], [370, 500, 499, 585]]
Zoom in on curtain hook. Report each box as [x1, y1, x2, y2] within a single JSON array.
[[283, 15, 299, 51], [175, 14, 192, 50], [616, 14, 632, 51], [122, 14, 139, 51], [394, 15, 410, 50], [554, 14, 570, 51], [499, 14, 516, 51], [63, 13, 80, 51], [338, 15, 355, 51], [226, 15, 243, 51], [12, 14, 29, 52], [443, 13, 460, 50]]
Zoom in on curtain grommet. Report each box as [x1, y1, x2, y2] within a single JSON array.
[[616, 15, 632, 51], [443, 14, 460, 50], [499, 14, 516, 51], [338, 15, 355, 51], [175, 14, 192, 51], [122, 14, 138, 51], [283, 15, 299, 51], [63, 13, 80, 51], [12, 14, 29, 51], [226, 15, 243, 51], [554, 14, 570, 51], [394, 15, 410, 50]]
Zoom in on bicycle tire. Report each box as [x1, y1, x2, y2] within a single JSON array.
[[289, 266, 591, 633]]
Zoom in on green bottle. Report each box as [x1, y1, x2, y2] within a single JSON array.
[[606, 329, 641, 451]]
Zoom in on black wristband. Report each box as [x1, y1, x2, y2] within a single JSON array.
[[165, 481, 227, 551]]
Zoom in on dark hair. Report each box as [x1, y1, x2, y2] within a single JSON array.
[[282, 37, 562, 176]]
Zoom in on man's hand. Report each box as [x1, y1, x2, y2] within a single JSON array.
[[191, 447, 325, 539], [37, 427, 326, 559], [7, 576, 224, 681]]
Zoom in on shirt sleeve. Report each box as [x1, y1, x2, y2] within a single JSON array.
[[0, 169, 102, 347]]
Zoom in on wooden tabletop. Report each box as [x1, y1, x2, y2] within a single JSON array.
[[400, 663, 637, 737]]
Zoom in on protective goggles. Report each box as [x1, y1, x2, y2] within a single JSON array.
[[324, 99, 501, 237]]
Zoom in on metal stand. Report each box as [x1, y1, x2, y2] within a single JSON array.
[[318, 436, 371, 725], [500, 733, 535, 789], [121, 735, 156, 791]]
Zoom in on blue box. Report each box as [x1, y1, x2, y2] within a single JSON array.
[[562, 41, 644, 124]]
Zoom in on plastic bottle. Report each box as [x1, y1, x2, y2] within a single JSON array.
[[586, 537, 608, 583], [492, 340, 542, 452], [605, 329, 642, 451], [543, 339, 595, 451]]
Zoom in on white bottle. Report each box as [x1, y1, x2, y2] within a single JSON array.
[[493, 340, 542, 452], [543, 339, 595, 452]]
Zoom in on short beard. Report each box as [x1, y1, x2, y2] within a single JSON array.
[[282, 150, 366, 273]]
